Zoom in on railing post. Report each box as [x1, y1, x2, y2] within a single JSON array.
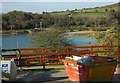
[[43, 65, 45, 70], [41, 49, 46, 70], [66, 48, 69, 57], [118, 46, 120, 63], [17, 49, 22, 70], [117, 2, 120, 64]]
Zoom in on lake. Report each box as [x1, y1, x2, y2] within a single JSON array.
[[1, 33, 97, 49], [2, 34, 31, 49], [66, 34, 97, 46]]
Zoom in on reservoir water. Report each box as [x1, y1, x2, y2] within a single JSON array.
[[2, 34, 31, 49], [66, 34, 97, 46], [1, 33, 97, 49]]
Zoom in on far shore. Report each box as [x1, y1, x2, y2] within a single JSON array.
[[0, 30, 32, 35], [0, 30, 97, 37], [66, 31, 97, 36]]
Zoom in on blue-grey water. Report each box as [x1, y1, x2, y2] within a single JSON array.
[[66, 34, 97, 46], [1, 34, 97, 49], [2, 34, 31, 49]]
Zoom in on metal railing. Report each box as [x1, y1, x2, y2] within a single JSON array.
[[1, 45, 120, 69]]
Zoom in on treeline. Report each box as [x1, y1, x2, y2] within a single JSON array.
[[2, 10, 118, 31]]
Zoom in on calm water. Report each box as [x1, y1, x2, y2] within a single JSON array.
[[66, 34, 97, 46], [1, 34, 97, 49], [2, 34, 31, 49]]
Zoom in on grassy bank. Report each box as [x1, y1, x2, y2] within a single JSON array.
[[1, 30, 32, 35], [19, 65, 65, 70]]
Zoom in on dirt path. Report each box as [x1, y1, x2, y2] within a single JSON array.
[[14, 67, 120, 83], [16, 69, 71, 83], [2, 65, 119, 83]]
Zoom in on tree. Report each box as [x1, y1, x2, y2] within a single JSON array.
[[105, 9, 108, 12], [32, 27, 67, 48]]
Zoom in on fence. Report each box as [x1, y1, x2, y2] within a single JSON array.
[[1, 45, 120, 69]]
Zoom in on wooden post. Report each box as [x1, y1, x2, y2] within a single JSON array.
[[118, 2, 120, 63], [118, 46, 120, 63], [41, 49, 45, 70], [43, 65, 45, 70], [18, 49, 22, 70], [66, 48, 70, 57]]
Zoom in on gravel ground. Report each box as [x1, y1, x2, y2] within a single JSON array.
[[15, 67, 120, 83], [16, 69, 71, 82], [2, 65, 120, 83]]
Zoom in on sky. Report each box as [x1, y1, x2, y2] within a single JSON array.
[[1, 0, 120, 13], [2, 2, 118, 14], [1, 0, 120, 2]]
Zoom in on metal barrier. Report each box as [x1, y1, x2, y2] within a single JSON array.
[[1, 46, 120, 69]]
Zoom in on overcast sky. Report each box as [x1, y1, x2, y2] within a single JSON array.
[[1, 0, 119, 13]]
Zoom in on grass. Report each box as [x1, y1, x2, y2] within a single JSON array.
[[18, 65, 65, 70], [50, 11, 70, 15], [50, 11, 108, 19], [74, 7, 108, 13], [74, 12, 108, 18], [49, 3, 118, 18]]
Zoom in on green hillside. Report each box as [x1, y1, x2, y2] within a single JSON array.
[[49, 3, 118, 18], [74, 3, 118, 12]]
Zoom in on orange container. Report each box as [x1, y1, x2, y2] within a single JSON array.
[[63, 59, 118, 82]]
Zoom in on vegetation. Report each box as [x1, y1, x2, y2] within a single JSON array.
[[32, 27, 67, 48], [94, 27, 119, 45], [21, 65, 64, 70], [2, 3, 119, 46], [2, 3, 118, 31]]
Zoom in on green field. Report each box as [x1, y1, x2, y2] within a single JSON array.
[[75, 12, 108, 18], [74, 6, 108, 13], [49, 3, 118, 18]]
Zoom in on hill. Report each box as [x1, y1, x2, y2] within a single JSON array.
[[2, 3, 119, 31], [49, 3, 118, 18]]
